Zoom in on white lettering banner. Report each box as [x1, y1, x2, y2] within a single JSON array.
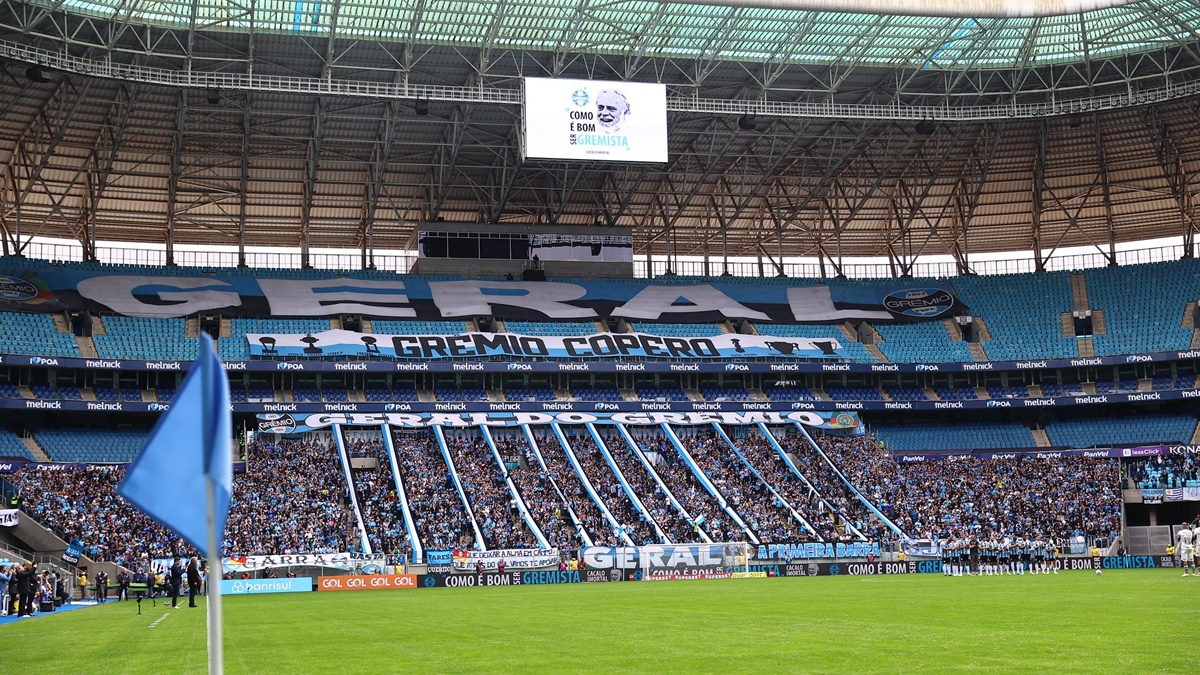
[[0, 509, 18, 527], [452, 548, 561, 571], [221, 552, 354, 573], [247, 329, 842, 361]]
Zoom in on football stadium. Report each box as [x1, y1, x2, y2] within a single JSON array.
[[2, 0, 1200, 671]]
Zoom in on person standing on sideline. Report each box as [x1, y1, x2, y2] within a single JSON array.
[[15, 561, 35, 616], [116, 569, 130, 601], [186, 558, 202, 608], [95, 570, 108, 603], [169, 557, 183, 609], [0, 564, 10, 615]]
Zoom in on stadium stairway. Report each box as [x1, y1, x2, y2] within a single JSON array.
[[1070, 273, 1090, 312], [332, 426, 374, 554], [431, 426, 486, 551], [585, 423, 669, 544], [550, 425, 634, 546], [1191, 421, 1200, 445], [479, 426, 552, 548], [20, 435, 49, 462], [611, 423, 714, 543], [521, 426, 594, 547], [380, 429, 424, 563], [661, 425, 760, 545], [1032, 428, 1052, 447], [709, 424, 820, 538]]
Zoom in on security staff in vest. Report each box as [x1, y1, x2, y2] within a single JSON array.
[[186, 558, 202, 608], [168, 557, 183, 609]]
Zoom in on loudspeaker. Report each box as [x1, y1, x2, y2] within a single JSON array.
[[25, 66, 50, 83], [522, 269, 546, 281]]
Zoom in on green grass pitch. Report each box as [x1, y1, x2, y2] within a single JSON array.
[[3, 569, 1189, 673]]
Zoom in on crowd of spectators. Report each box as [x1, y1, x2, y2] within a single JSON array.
[[771, 432, 882, 541], [445, 433, 539, 549], [494, 433, 582, 551], [224, 439, 350, 555], [534, 434, 622, 546], [390, 431, 475, 551], [729, 430, 839, 541], [10, 465, 189, 564], [1125, 452, 1200, 489], [823, 433, 1122, 543], [569, 432, 659, 545], [345, 439, 412, 558], [679, 430, 809, 543], [605, 434, 705, 543], [635, 433, 747, 542]]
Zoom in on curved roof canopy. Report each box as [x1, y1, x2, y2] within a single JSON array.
[[32, 0, 1200, 70]]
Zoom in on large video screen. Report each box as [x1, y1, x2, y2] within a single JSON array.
[[522, 77, 668, 163]]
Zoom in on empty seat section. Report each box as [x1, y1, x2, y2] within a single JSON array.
[[630, 322, 725, 337], [1085, 259, 1200, 356], [1045, 414, 1195, 448], [0, 428, 34, 460], [93, 316, 200, 360], [35, 428, 151, 463], [699, 385, 752, 401], [951, 272, 1076, 361], [0, 312, 81, 357], [371, 320, 469, 335], [873, 422, 1035, 451], [763, 384, 818, 401], [504, 321, 596, 336], [874, 322, 973, 363]]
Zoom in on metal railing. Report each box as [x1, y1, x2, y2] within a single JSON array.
[[4, 38, 1200, 121], [13, 238, 1193, 279]]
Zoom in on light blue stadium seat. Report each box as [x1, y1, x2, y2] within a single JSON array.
[[34, 428, 150, 463], [1045, 414, 1196, 448], [0, 428, 35, 460], [873, 422, 1035, 451], [0, 311, 82, 358]]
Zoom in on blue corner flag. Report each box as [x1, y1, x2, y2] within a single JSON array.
[[119, 333, 231, 557]]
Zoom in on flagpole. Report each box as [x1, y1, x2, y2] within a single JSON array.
[[206, 476, 224, 675]]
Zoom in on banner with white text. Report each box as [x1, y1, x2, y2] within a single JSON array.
[[0, 258, 963, 323], [246, 329, 843, 360], [451, 548, 561, 571]]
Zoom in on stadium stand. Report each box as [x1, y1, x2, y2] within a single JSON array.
[[389, 431, 476, 551], [950, 271, 1077, 361], [604, 433, 705, 543], [1126, 453, 1200, 489], [222, 438, 350, 555], [635, 431, 746, 542], [444, 432, 539, 549], [371, 320, 469, 335], [874, 322, 973, 363], [536, 433, 621, 546], [345, 439, 412, 558], [822, 435, 1122, 543], [630, 322, 725, 337], [93, 316, 200, 360], [1045, 414, 1196, 448], [766, 430, 881, 541], [1085, 259, 1200, 356], [496, 432, 582, 551], [569, 432, 658, 545], [0, 428, 34, 460], [679, 428, 809, 542], [219, 318, 331, 360], [34, 428, 149, 463], [505, 321, 596, 336], [0, 311, 81, 358], [871, 422, 1035, 451], [762, 324, 873, 362]]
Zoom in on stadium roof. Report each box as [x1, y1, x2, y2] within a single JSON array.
[[2, 0, 1200, 274]]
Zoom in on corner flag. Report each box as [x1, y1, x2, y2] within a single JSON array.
[[118, 333, 232, 557]]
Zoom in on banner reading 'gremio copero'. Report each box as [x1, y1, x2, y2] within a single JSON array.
[[246, 329, 843, 360]]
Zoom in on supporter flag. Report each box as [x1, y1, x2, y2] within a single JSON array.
[[118, 332, 232, 556]]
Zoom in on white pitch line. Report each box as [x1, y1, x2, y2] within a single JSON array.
[[148, 611, 171, 629]]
